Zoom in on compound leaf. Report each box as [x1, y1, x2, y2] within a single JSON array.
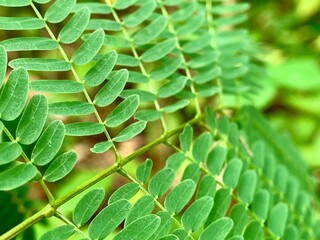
[[0, 142, 22, 165], [148, 168, 175, 198], [1, 37, 58, 51], [0, 17, 45, 30], [136, 158, 153, 184], [9, 58, 71, 71], [65, 122, 104, 136], [192, 132, 212, 163], [45, 0, 76, 23], [200, 217, 233, 240], [90, 141, 113, 154], [141, 38, 176, 63], [29, 80, 84, 93], [108, 182, 139, 204], [113, 121, 147, 142], [49, 101, 95, 116], [125, 195, 155, 226]]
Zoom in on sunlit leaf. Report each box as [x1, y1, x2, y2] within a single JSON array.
[[45, 0, 76, 23]]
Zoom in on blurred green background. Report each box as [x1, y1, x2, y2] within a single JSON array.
[[245, 0, 320, 169]]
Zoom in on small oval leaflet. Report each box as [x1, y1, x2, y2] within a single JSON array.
[[90, 141, 113, 154], [0, 163, 38, 191], [223, 158, 243, 189], [89, 199, 132, 240], [0, 45, 6, 88], [29, 80, 84, 94], [114, 214, 161, 240], [164, 179, 196, 214], [243, 221, 263, 240], [32, 120, 65, 166], [252, 189, 270, 220], [45, 0, 76, 23], [65, 122, 105, 136], [125, 195, 155, 226], [58, 8, 90, 44], [44, 151, 77, 182], [84, 50, 118, 87], [136, 158, 153, 184], [39, 225, 75, 240], [0, 68, 28, 121], [123, 1, 156, 28], [108, 182, 139, 204], [49, 101, 95, 116], [181, 196, 214, 232], [237, 170, 257, 204], [113, 121, 147, 142], [1, 37, 58, 51], [199, 217, 233, 240], [73, 188, 105, 227], [72, 29, 105, 65], [16, 94, 48, 145], [0, 142, 22, 165], [0, 17, 45, 30], [9, 58, 72, 72], [94, 69, 128, 107], [267, 203, 288, 237], [148, 168, 175, 198], [192, 132, 212, 163], [105, 94, 140, 128], [142, 38, 176, 63]]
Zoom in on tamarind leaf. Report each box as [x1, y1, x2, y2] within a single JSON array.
[[45, 0, 76, 23], [0, 142, 22, 165], [200, 217, 233, 240], [29, 80, 83, 93], [49, 101, 95, 116], [148, 168, 175, 198], [39, 225, 75, 240], [65, 122, 104, 136], [9, 58, 71, 71], [0, 17, 45, 30], [136, 158, 153, 184], [0, 37, 58, 51], [113, 121, 147, 142]]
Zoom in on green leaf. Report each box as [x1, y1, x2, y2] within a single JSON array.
[[84, 51, 118, 87], [123, 1, 156, 28], [164, 179, 196, 214], [207, 146, 228, 175], [283, 225, 298, 240], [237, 170, 257, 204], [58, 8, 90, 44], [252, 189, 270, 220], [179, 124, 193, 153], [0, 0, 30, 6], [89, 199, 132, 240], [228, 204, 248, 236], [0, 37, 58, 51], [0, 163, 38, 191], [87, 19, 121, 31], [113, 121, 147, 142], [49, 101, 95, 116], [128, 71, 148, 83], [65, 122, 104, 136], [165, 152, 186, 171], [45, 0, 76, 23], [177, 11, 205, 36], [120, 89, 156, 102], [148, 168, 175, 198], [142, 38, 176, 63], [200, 217, 233, 240], [72, 29, 105, 65], [133, 16, 167, 45], [39, 225, 75, 240], [126, 195, 155, 226], [0, 121, 3, 133], [135, 109, 161, 122], [212, 3, 250, 14], [181, 163, 201, 183], [33, 0, 50, 3], [0, 142, 22, 165], [159, 235, 179, 240], [114, 214, 160, 240], [9, 58, 71, 71], [183, 33, 211, 53], [108, 182, 139, 204], [206, 189, 231, 224], [0, 45, 6, 88], [105, 95, 140, 127], [150, 211, 172, 239], [223, 158, 243, 189], [162, 100, 190, 113], [151, 57, 182, 81], [243, 221, 263, 240], [116, 54, 139, 67], [196, 175, 216, 199], [0, 17, 45, 30], [157, 76, 187, 98], [73, 188, 105, 227], [90, 141, 113, 154], [136, 158, 153, 184], [182, 196, 213, 232], [43, 151, 77, 182], [31, 120, 65, 166], [29, 80, 84, 94], [114, 0, 138, 10], [72, 3, 111, 14], [172, 229, 188, 240], [267, 203, 288, 237], [192, 132, 212, 163], [94, 69, 128, 107], [0, 68, 28, 121], [195, 66, 222, 84], [16, 94, 48, 145]]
